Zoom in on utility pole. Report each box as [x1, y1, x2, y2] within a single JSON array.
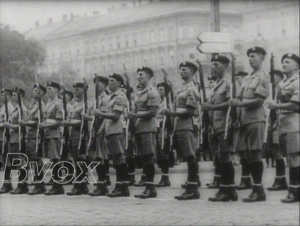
[[210, 0, 220, 32]]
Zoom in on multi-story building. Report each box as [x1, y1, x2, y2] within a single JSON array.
[[24, 0, 243, 89]]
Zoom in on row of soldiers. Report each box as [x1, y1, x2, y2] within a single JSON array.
[[0, 46, 299, 203]]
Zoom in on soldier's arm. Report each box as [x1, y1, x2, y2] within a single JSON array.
[[134, 106, 158, 118]]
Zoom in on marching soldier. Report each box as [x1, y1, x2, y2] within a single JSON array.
[[267, 53, 299, 203], [164, 61, 200, 200], [4, 88, 28, 194], [0, 88, 14, 193], [202, 55, 238, 201], [62, 82, 89, 196], [127, 66, 160, 199], [266, 70, 288, 191], [155, 82, 171, 187], [41, 82, 64, 195], [19, 84, 47, 195], [94, 73, 130, 198], [229, 47, 269, 202], [82, 75, 110, 196]]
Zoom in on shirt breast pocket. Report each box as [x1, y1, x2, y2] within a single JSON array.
[[178, 96, 187, 108], [244, 80, 259, 99]]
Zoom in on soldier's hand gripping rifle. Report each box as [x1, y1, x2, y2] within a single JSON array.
[[60, 74, 70, 157], [35, 75, 45, 157], [224, 53, 237, 145], [161, 67, 175, 167], [2, 86, 10, 155], [78, 77, 89, 157], [15, 84, 26, 154], [263, 53, 276, 149], [196, 59, 210, 152]]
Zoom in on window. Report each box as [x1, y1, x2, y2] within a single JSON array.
[[159, 29, 165, 42], [178, 27, 184, 39], [134, 40, 137, 47], [117, 42, 121, 49], [150, 30, 156, 43]]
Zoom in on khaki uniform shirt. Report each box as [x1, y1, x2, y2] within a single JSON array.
[[105, 89, 128, 136], [237, 69, 269, 126], [9, 104, 28, 144], [27, 99, 45, 139], [156, 98, 166, 128], [96, 92, 110, 133], [44, 98, 63, 139], [174, 81, 200, 131], [68, 100, 84, 141], [277, 72, 300, 134], [211, 74, 231, 134], [134, 85, 160, 134], [0, 102, 14, 141]]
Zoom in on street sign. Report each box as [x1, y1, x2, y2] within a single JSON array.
[[197, 32, 231, 43], [197, 43, 232, 53]]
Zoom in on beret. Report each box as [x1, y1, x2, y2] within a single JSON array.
[[157, 82, 171, 93], [247, 46, 267, 56], [281, 53, 299, 65], [137, 66, 154, 78], [47, 82, 61, 91], [33, 84, 47, 94], [73, 82, 88, 89], [109, 73, 124, 85], [211, 55, 230, 65], [12, 88, 25, 97], [94, 75, 109, 86], [179, 61, 198, 72], [1, 88, 12, 94], [236, 71, 249, 77]]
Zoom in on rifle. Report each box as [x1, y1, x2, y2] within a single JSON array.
[[15, 85, 26, 153], [263, 53, 276, 148], [2, 87, 10, 155], [60, 73, 70, 157], [196, 59, 210, 152], [35, 74, 45, 157], [78, 77, 89, 156], [161, 66, 175, 167]]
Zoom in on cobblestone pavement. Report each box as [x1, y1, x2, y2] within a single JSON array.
[[0, 161, 299, 225]]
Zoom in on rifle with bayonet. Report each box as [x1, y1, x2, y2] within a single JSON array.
[[196, 59, 210, 152], [2, 87, 10, 155], [35, 75, 45, 157], [15, 85, 26, 153]]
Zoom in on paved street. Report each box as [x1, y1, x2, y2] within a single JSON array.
[[0, 161, 299, 225]]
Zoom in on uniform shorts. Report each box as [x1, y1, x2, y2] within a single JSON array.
[[237, 122, 264, 151], [280, 132, 300, 154], [156, 127, 169, 161], [26, 138, 38, 161], [106, 133, 125, 156], [174, 130, 197, 158], [135, 132, 156, 156], [211, 131, 233, 154], [44, 138, 61, 160], [95, 132, 108, 160]]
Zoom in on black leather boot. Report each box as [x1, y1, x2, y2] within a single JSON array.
[[134, 175, 146, 187], [10, 182, 29, 194], [128, 173, 136, 186], [134, 183, 157, 199], [237, 176, 253, 190], [121, 182, 130, 197], [175, 182, 200, 200], [155, 175, 171, 187], [66, 182, 88, 196], [206, 175, 221, 188], [107, 182, 124, 197], [44, 183, 65, 196], [243, 185, 266, 202], [268, 177, 288, 191], [208, 185, 229, 202], [28, 182, 47, 195], [62, 175, 74, 185], [0, 181, 13, 194], [281, 186, 299, 203], [228, 185, 238, 201], [89, 182, 109, 196]]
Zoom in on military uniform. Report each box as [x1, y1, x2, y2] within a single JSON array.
[[238, 46, 269, 202], [173, 62, 200, 200], [276, 53, 300, 203]]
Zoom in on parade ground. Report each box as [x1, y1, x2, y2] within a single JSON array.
[[0, 161, 299, 226]]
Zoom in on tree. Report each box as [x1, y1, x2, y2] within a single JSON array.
[[0, 25, 46, 104]]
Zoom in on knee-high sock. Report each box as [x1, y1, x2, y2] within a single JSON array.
[[104, 159, 110, 176], [121, 163, 129, 182], [240, 159, 251, 177], [215, 157, 221, 176], [289, 167, 300, 186], [160, 159, 169, 174], [250, 161, 263, 184], [52, 159, 60, 181], [115, 164, 123, 182], [127, 158, 135, 174], [4, 166, 11, 181], [187, 157, 198, 183], [276, 159, 286, 177], [227, 161, 235, 185], [145, 164, 155, 182]]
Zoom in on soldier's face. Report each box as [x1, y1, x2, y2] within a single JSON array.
[[137, 71, 150, 86], [248, 53, 263, 68], [11, 92, 18, 102], [158, 86, 165, 98], [97, 81, 106, 91], [47, 86, 58, 97], [108, 78, 120, 92], [212, 62, 227, 76], [180, 66, 193, 80], [32, 87, 41, 98], [73, 87, 83, 98], [282, 59, 299, 74]]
